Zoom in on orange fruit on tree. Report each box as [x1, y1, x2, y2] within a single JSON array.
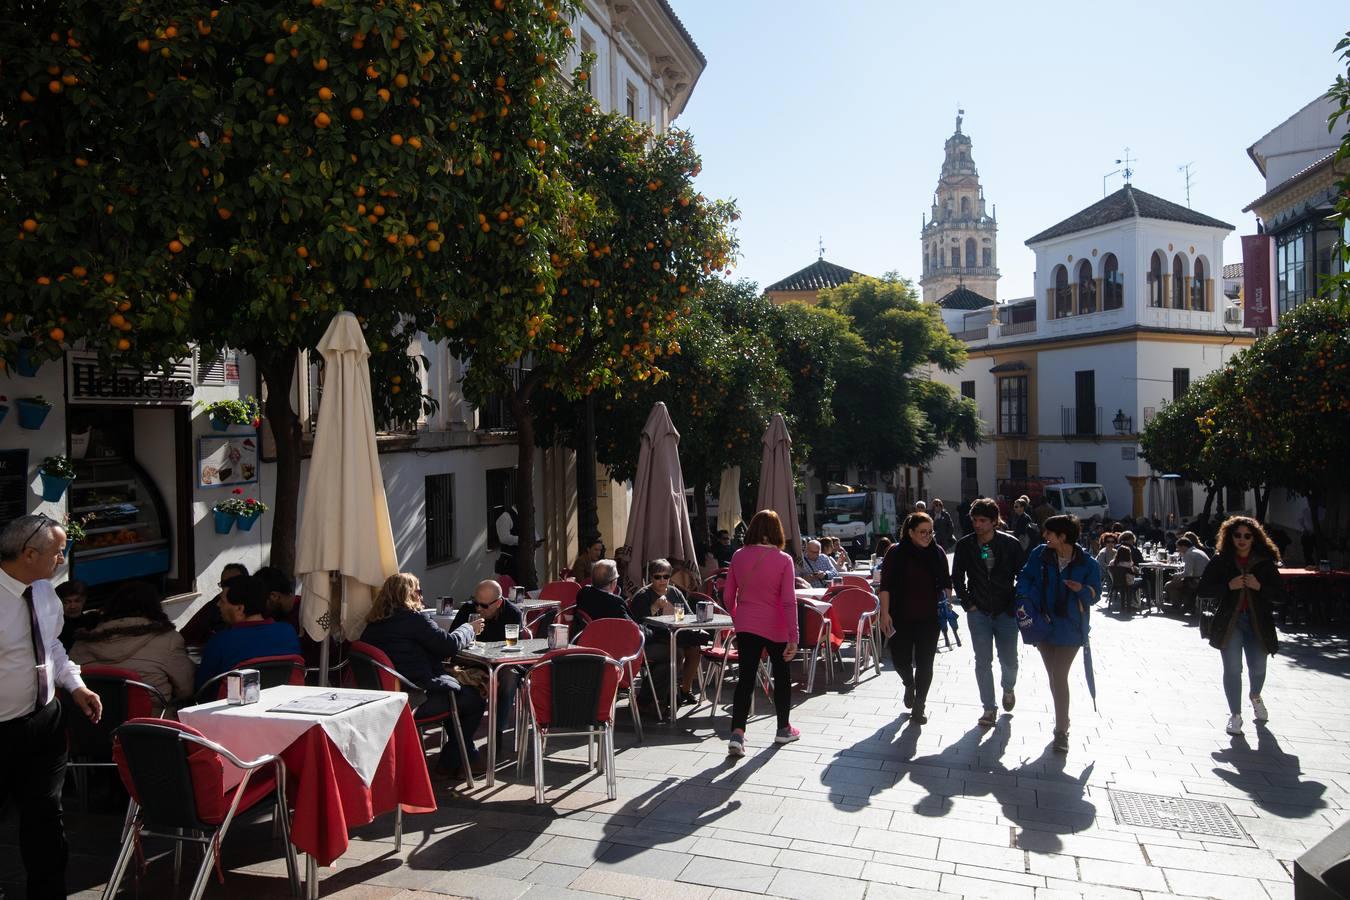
[[137, 38, 150, 52], [296, 246, 309, 258], [21, 218, 38, 233], [393, 73, 408, 88], [168, 239, 184, 253], [407, 136, 421, 149], [377, 87, 391, 102], [49, 327, 65, 342], [275, 112, 290, 125], [318, 86, 333, 101], [217, 207, 231, 219], [48, 80, 63, 94], [389, 133, 403, 146], [314, 111, 331, 128], [349, 107, 364, 120], [164, 25, 178, 38], [71, 265, 87, 278], [36, 276, 52, 285], [264, 52, 275, 64], [117, 338, 131, 351], [313, 57, 329, 71]]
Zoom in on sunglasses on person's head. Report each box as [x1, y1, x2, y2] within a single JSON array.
[[21, 514, 54, 552]]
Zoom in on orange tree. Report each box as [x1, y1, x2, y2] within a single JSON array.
[[1, 0, 577, 572], [429, 84, 737, 586]]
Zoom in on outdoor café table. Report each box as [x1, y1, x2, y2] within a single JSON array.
[[795, 587, 829, 601], [455, 637, 550, 787], [178, 684, 434, 894], [1279, 567, 1350, 628], [1138, 560, 1182, 610], [644, 613, 735, 721]]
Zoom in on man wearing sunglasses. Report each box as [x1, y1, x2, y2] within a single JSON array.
[[1, 514, 104, 899], [449, 579, 523, 643]]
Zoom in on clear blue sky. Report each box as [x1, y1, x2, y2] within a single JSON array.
[[673, 0, 1347, 298]]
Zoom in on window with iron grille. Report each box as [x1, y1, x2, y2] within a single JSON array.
[[998, 376, 1028, 435], [425, 474, 455, 566]]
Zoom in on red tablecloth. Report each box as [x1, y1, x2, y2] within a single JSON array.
[[282, 704, 435, 865]]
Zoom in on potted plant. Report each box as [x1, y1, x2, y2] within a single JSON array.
[[235, 495, 268, 532], [64, 512, 95, 557], [16, 346, 42, 377], [212, 489, 248, 534], [202, 396, 261, 432], [0, 395, 8, 426], [38, 455, 76, 501], [16, 396, 53, 430]]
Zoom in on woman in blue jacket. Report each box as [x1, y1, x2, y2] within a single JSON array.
[[1015, 514, 1101, 753]]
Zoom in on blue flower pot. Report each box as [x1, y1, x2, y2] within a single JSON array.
[[0, 405, 8, 425], [65, 539, 74, 558], [213, 509, 236, 534], [236, 514, 259, 532], [16, 349, 41, 377], [39, 472, 72, 502], [210, 416, 230, 432], [16, 399, 51, 430]]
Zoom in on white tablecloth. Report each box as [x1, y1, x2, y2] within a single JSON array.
[[180, 685, 407, 790], [795, 588, 829, 600]]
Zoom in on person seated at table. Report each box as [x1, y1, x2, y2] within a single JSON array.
[[829, 536, 854, 571], [361, 573, 487, 776], [1165, 536, 1210, 614], [797, 540, 838, 588], [576, 560, 633, 628], [1110, 545, 1143, 611], [713, 530, 734, 568], [1095, 533, 1118, 602], [194, 575, 302, 692], [449, 579, 523, 643], [180, 562, 248, 647], [629, 559, 704, 705], [569, 537, 605, 585], [256, 565, 300, 630], [70, 581, 195, 708], [57, 579, 99, 649]]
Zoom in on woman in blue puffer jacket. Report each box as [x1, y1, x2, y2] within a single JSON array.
[[1016, 514, 1101, 754]]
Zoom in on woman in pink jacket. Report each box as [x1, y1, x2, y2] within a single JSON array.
[[723, 509, 800, 756]]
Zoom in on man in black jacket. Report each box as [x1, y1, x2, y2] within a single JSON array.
[[951, 498, 1025, 728], [575, 559, 633, 631], [449, 579, 524, 643]]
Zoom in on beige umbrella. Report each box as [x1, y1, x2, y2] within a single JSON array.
[[757, 413, 802, 559], [620, 402, 701, 596], [716, 466, 743, 535], [296, 312, 399, 647]]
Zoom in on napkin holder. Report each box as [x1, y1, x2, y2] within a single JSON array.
[[696, 601, 714, 623], [227, 669, 261, 705]]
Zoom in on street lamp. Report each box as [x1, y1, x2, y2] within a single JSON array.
[[1113, 409, 1132, 434]]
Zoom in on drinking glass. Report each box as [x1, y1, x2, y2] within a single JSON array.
[[674, 605, 686, 623], [504, 623, 520, 647]]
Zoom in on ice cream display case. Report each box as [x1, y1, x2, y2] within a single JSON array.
[[68, 457, 171, 586]]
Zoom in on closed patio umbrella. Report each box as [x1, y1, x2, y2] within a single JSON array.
[[620, 402, 701, 596], [296, 312, 399, 654], [757, 413, 802, 560], [716, 466, 743, 536]]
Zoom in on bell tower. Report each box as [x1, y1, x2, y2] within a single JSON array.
[[920, 110, 999, 303]]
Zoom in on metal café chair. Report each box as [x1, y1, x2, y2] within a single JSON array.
[[828, 588, 883, 683], [192, 654, 307, 705], [520, 649, 623, 803], [62, 665, 170, 813]]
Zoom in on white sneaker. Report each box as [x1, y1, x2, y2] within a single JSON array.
[[1226, 714, 1243, 735], [1252, 696, 1269, 723], [727, 732, 745, 757]]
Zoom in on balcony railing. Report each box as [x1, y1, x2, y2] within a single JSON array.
[[1060, 405, 1102, 439]]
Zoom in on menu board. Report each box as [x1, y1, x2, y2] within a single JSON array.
[[197, 434, 259, 488], [0, 449, 29, 525]]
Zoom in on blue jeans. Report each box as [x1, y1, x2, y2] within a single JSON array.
[[969, 610, 1019, 711], [419, 686, 485, 770], [1221, 611, 1267, 715]]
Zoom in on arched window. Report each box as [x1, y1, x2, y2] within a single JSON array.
[[1054, 265, 1072, 318], [1149, 251, 1165, 307], [965, 238, 977, 268], [1172, 256, 1186, 309], [1077, 260, 1096, 314], [950, 243, 959, 269], [960, 196, 971, 218], [923, 249, 929, 273], [1102, 253, 1124, 310], [1191, 258, 1206, 310]]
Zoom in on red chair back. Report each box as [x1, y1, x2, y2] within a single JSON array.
[[829, 588, 879, 639], [841, 574, 873, 590], [345, 641, 402, 692], [539, 580, 581, 607], [498, 573, 517, 597], [112, 718, 231, 829], [63, 665, 168, 764], [573, 618, 643, 686], [525, 649, 621, 730], [800, 603, 830, 645]]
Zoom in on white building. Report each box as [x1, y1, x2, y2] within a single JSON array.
[[925, 184, 1257, 522]]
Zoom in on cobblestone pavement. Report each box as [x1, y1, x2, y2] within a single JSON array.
[[13, 605, 1350, 900]]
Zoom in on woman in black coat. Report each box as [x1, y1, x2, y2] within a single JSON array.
[[878, 512, 954, 725], [1196, 516, 1284, 737]]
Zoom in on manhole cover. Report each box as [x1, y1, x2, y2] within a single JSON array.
[[1107, 790, 1246, 840]]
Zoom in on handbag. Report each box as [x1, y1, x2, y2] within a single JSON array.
[[1197, 593, 1219, 639], [1015, 552, 1056, 645]]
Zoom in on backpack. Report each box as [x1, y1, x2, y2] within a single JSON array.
[[1014, 551, 1056, 645]]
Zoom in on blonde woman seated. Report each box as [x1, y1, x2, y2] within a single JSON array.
[[361, 574, 486, 776]]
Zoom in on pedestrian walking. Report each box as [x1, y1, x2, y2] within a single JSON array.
[[878, 512, 953, 725], [1008, 496, 1036, 551], [0, 514, 104, 899], [1015, 514, 1101, 753], [723, 509, 800, 757], [952, 498, 1024, 728], [931, 499, 958, 552], [1195, 516, 1284, 736]]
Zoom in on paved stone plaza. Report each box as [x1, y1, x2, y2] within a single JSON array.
[[18, 607, 1350, 900]]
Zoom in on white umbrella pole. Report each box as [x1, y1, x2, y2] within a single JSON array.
[[317, 571, 342, 687]]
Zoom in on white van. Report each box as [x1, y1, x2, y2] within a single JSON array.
[[1043, 483, 1110, 522]]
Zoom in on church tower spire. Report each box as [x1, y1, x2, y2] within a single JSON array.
[[919, 111, 999, 303]]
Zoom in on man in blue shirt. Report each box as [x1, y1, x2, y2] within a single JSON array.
[[797, 540, 839, 587], [195, 575, 301, 692]]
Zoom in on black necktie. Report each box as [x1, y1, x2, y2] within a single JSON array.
[[22, 587, 49, 712]]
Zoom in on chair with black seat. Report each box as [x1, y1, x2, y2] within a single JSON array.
[[62, 665, 170, 812], [193, 654, 307, 705], [572, 617, 659, 740], [344, 640, 477, 791], [521, 648, 623, 803], [105, 718, 299, 900]]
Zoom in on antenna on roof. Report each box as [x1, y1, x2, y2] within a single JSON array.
[[817, 236, 825, 260], [1177, 162, 1196, 207]]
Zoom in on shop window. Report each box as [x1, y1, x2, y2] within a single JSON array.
[[485, 467, 517, 550], [425, 474, 455, 566]]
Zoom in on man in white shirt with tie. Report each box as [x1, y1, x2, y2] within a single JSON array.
[[1, 514, 102, 899]]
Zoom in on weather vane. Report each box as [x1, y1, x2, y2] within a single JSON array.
[[818, 236, 825, 260]]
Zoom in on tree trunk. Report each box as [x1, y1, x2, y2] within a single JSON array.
[[577, 393, 599, 545], [259, 348, 303, 576], [509, 388, 540, 590], [1201, 484, 1217, 521], [1254, 485, 1271, 523]]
